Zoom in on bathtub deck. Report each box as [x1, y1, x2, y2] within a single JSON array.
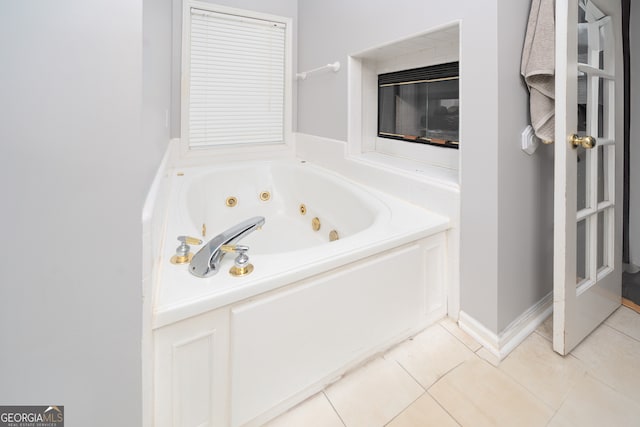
[[154, 162, 450, 328]]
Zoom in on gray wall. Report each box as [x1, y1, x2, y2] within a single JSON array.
[[630, 2, 640, 267], [144, 0, 173, 163], [496, 0, 554, 330], [297, 0, 552, 333], [170, 0, 298, 137], [0, 1, 161, 425]]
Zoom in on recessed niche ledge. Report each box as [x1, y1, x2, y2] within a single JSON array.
[[352, 151, 459, 190]]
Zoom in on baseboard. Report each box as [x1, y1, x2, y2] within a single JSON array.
[[458, 292, 552, 360]]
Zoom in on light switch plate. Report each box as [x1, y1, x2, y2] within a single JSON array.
[[521, 125, 540, 155]]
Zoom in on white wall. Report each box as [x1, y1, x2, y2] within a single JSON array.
[[630, 2, 640, 267], [0, 2, 160, 425], [297, 0, 551, 334]]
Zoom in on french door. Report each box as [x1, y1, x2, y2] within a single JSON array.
[[553, 0, 623, 355]]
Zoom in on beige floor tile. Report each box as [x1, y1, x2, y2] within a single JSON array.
[[535, 314, 553, 342], [265, 392, 344, 427], [545, 413, 575, 427], [475, 347, 501, 367], [571, 324, 640, 402], [604, 306, 640, 342], [324, 357, 423, 427], [439, 317, 483, 351], [429, 358, 554, 427], [384, 324, 476, 388], [386, 392, 460, 427], [499, 332, 586, 410], [548, 373, 640, 427]]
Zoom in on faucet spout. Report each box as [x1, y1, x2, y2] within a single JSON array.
[[189, 216, 265, 278]]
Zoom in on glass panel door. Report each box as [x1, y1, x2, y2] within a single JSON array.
[[553, 0, 621, 356], [575, 1, 615, 294]]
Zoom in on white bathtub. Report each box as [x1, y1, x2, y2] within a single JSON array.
[[153, 160, 450, 426]]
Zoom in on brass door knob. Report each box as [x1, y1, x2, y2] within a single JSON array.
[[571, 134, 596, 149]]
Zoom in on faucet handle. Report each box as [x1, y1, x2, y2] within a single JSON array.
[[176, 236, 202, 258], [221, 245, 254, 277], [220, 244, 249, 254], [171, 236, 203, 265], [178, 236, 203, 245]]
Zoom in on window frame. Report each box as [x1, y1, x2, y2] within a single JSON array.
[[180, 0, 293, 158], [377, 62, 460, 150]]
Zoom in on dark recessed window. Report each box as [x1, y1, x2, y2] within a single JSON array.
[[378, 62, 459, 149]]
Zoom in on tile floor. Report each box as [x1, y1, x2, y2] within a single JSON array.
[[266, 306, 640, 427]]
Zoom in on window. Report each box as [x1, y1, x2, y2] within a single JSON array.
[[378, 62, 459, 149], [183, 3, 290, 149]]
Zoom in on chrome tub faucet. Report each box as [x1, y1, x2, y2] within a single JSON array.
[[189, 216, 265, 278]]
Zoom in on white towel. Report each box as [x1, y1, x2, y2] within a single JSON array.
[[521, 0, 555, 143]]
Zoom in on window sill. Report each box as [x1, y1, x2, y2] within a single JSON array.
[[175, 139, 294, 168]]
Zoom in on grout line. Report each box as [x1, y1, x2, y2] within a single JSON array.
[[545, 411, 564, 427], [445, 358, 468, 376], [425, 389, 463, 427], [550, 370, 587, 417], [466, 340, 559, 415], [602, 322, 640, 344], [609, 328, 640, 344], [533, 325, 553, 342], [437, 320, 481, 352], [390, 358, 427, 392], [591, 322, 640, 348], [382, 391, 427, 426], [578, 371, 635, 400], [322, 391, 347, 427], [473, 346, 502, 367], [491, 357, 562, 414]]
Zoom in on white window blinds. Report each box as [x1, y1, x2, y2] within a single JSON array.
[[188, 8, 286, 148]]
